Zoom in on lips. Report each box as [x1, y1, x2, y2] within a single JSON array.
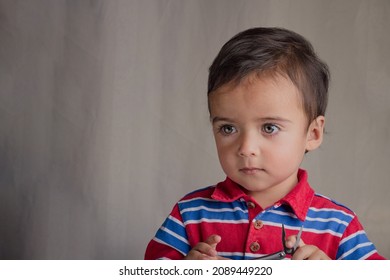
[[239, 167, 263, 175]]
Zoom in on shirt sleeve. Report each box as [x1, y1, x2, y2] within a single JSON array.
[[336, 215, 386, 260], [144, 204, 191, 260]]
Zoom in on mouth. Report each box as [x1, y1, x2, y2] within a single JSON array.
[[239, 167, 264, 175]]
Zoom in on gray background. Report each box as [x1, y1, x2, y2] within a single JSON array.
[[0, 0, 389, 259]]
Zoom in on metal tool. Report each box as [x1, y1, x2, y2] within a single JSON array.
[[253, 224, 303, 260]]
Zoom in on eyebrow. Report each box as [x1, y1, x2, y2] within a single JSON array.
[[211, 116, 292, 124], [211, 116, 234, 123]]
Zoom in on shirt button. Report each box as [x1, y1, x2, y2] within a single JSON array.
[[250, 241, 260, 252], [247, 201, 256, 209], [254, 220, 263, 229]]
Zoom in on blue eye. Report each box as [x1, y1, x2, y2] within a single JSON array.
[[219, 125, 237, 135], [262, 124, 279, 134]]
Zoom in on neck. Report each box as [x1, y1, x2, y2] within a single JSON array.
[[246, 173, 298, 209]]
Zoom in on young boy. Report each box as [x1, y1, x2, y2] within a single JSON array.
[[144, 27, 385, 260]]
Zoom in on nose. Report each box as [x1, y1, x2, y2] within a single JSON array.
[[238, 131, 259, 157]]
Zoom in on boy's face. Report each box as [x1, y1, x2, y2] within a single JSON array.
[[209, 73, 324, 204]]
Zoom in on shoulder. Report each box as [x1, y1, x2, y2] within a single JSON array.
[[176, 183, 245, 213], [173, 185, 217, 209], [181, 185, 216, 200], [312, 193, 354, 213], [309, 193, 357, 222]]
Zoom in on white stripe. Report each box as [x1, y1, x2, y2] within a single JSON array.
[[267, 209, 297, 219], [244, 252, 261, 258], [339, 230, 366, 246], [153, 237, 186, 256], [260, 221, 302, 231], [160, 226, 189, 245], [338, 242, 373, 259], [218, 251, 245, 257], [309, 207, 355, 219], [168, 215, 185, 227], [184, 218, 249, 225], [261, 221, 284, 227], [180, 205, 248, 214], [258, 220, 342, 237], [305, 216, 349, 226], [302, 226, 342, 237], [358, 250, 377, 260], [268, 208, 351, 226]]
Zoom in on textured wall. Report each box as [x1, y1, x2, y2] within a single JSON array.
[[0, 0, 389, 259]]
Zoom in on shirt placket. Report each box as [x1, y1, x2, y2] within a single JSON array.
[[244, 199, 265, 257]]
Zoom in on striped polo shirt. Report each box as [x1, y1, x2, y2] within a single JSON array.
[[145, 169, 385, 260]]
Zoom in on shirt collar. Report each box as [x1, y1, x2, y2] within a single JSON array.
[[211, 169, 314, 221], [211, 177, 247, 202], [279, 169, 314, 221]]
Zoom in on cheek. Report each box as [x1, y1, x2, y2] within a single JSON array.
[[216, 143, 231, 161], [215, 136, 233, 152], [215, 140, 235, 163], [265, 135, 304, 155], [274, 135, 307, 158]]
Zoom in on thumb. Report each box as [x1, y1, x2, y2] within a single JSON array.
[[204, 234, 222, 250]]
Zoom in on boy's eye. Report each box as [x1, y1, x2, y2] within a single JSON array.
[[219, 125, 237, 135], [262, 124, 279, 134]]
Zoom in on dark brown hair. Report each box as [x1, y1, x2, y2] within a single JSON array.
[[208, 27, 330, 122]]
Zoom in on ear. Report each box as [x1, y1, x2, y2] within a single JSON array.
[[305, 116, 325, 152]]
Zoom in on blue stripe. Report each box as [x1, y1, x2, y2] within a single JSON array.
[[339, 243, 377, 260], [303, 220, 345, 234], [307, 207, 354, 222], [259, 207, 302, 227], [259, 207, 349, 235], [306, 208, 353, 235], [337, 232, 374, 259], [179, 198, 248, 222], [218, 253, 245, 260], [154, 216, 190, 255], [164, 216, 187, 238], [180, 206, 248, 222]]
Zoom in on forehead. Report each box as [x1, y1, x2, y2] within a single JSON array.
[[209, 73, 305, 120]]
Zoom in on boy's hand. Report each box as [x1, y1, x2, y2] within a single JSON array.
[[285, 235, 331, 260], [184, 235, 228, 260]]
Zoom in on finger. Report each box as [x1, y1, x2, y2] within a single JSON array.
[[306, 251, 330, 260], [192, 235, 222, 257], [185, 244, 217, 260], [184, 235, 223, 260], [216, 255, 231, 260], [192, 242, 218, 257], [285, 235, 305, 249], [291, 245, 330, 260], [204, 234, 222, 250], [184, 248, 210, 260], [291, 245, 316, 260]]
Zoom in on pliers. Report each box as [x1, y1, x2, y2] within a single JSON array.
[[254, 224, 303, 260]]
